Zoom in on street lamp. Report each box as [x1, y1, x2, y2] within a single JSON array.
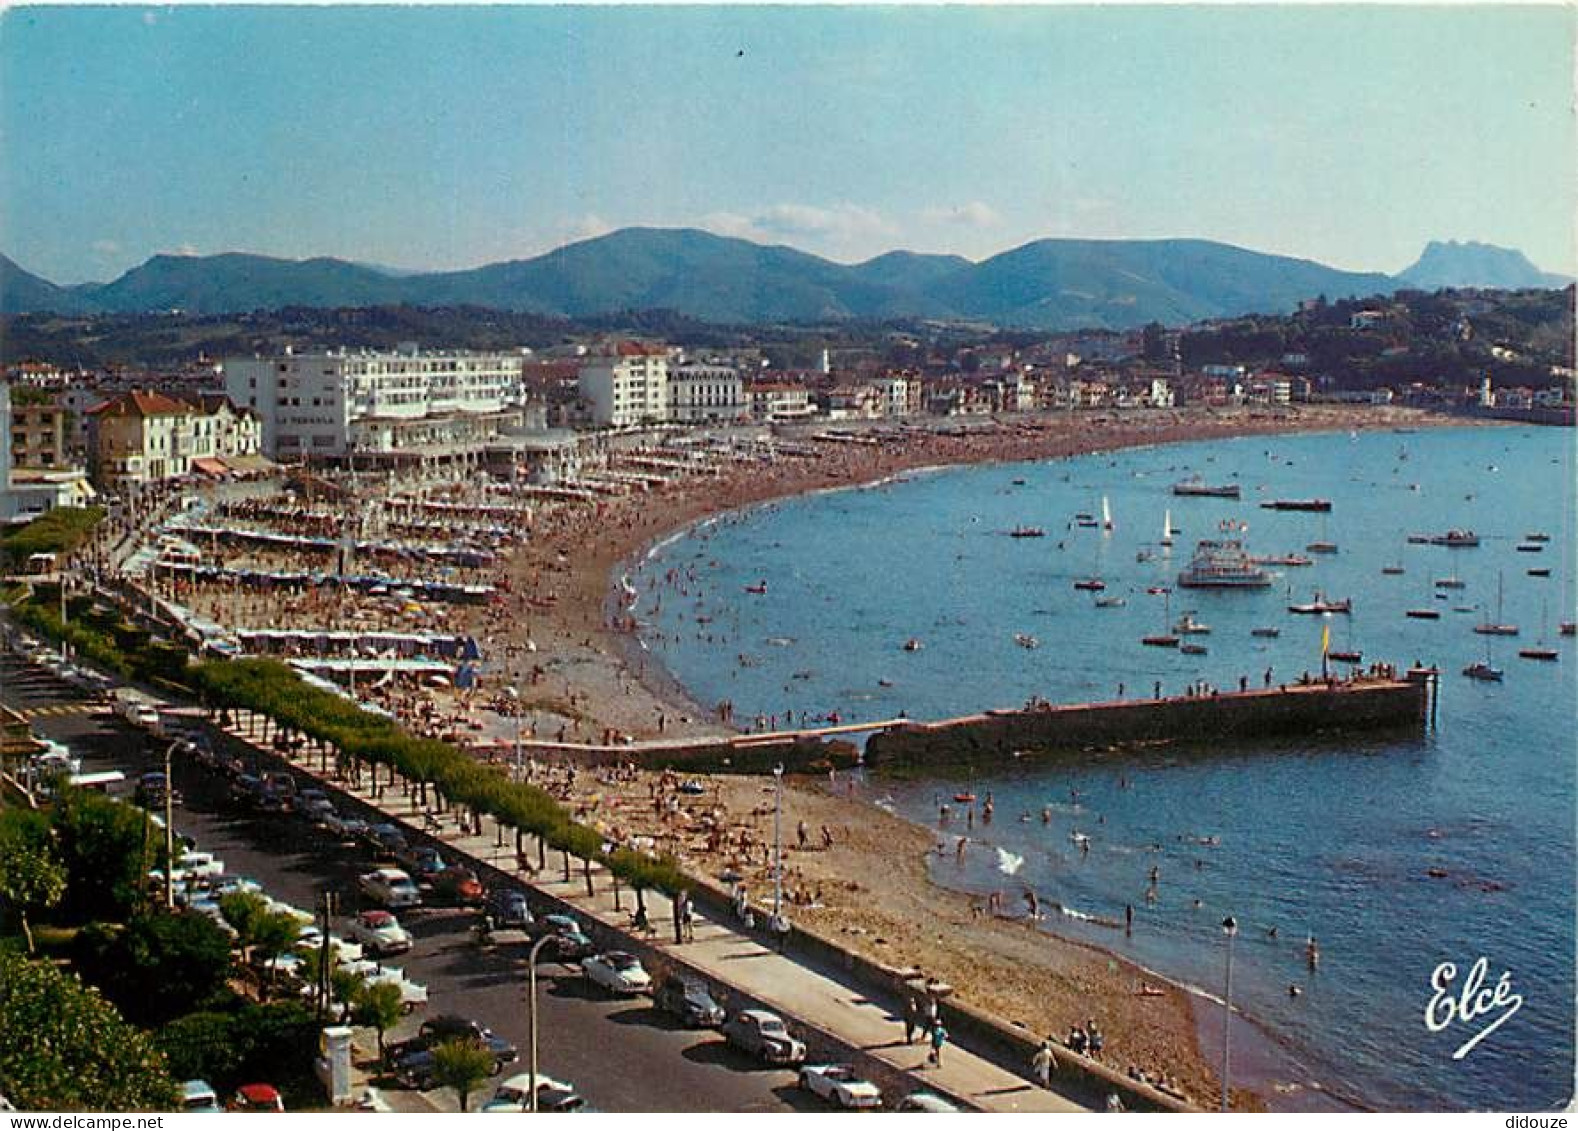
[[1220, 915, 1238, 1112], [505, 686, 521, 782], [771, 763, 784, 920], [525, 932, 555, 1113], [163, 740, 179, 910]]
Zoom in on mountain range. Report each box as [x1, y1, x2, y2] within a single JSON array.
[[2, 229, 1568, 332]]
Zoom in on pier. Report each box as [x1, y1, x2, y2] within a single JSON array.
[[864, 671, 1433, 769]]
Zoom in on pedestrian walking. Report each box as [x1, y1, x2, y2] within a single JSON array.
[[903, 996, 920, 1045], [1032, 1040, 1058, 1089], [928, 1021, 948, 1067]]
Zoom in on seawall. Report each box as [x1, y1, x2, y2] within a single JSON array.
[[864, 674, 1430, 769]]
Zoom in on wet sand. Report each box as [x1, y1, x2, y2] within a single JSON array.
[[458, 404, 1473, 1107]]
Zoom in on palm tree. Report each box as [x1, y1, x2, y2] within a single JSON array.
[[431, 1038, 495, 1112]]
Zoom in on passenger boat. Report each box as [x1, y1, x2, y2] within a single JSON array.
[[1260, 499, 1332, 512], [1179, 642, 1208, 656], [1473, 573, 1517, 636], [1172, 479, 1241, 498], [1289, 593, 1352, 615], [1251, 626, 1281, 638], [1010, 526, 1046, 538], [1177, 532, 1273, 589]]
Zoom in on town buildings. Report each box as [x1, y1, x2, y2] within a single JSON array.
[[667, 360, 748, 424], [0, 382, 96, 522], [85, 391, 261, 490], [223, 347, 526, 459], [577, 343, 670, 428]]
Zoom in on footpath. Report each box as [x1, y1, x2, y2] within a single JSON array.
[[246, 718, 1086, 1113]]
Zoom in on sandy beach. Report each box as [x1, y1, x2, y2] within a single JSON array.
[[425, 404, 1477, 1107]]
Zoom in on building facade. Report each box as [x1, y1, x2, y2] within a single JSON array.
[[577, 343, 670, 428], [8, 398, 70, 469], [224, 348, 526, 459], [746, 382, 815, 423], [86, 391, 261, 489], [667, 361, 747, 424]]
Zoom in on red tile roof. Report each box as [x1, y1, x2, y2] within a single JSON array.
[[86, 390, 194, 417]]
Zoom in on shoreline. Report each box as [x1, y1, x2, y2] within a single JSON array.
[[465, 405, 1485, 1109]]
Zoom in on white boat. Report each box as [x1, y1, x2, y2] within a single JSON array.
[[1101, 496, 1114, 531], [1160, 509, 1174, 548]]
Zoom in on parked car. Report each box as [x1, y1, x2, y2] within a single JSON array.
[[799, 1064, 883, 1110], [432, 865, 485, 906], [722, 1010, 807, 1065], [897, 1092, 963, 1112], [347, 910, 412, 957], [401, 845, 447, 884], [365, 823, 409, 858], [227, 1084, 285, 1112], [135, 772, 174, 808], [389, 1015, 517, 1089], [653, 974, 725, 1027], [296, 925, 363, 964], [486, 889, 534, 931], [340, 960, 429, 1013], [582, 951, 651, 996], [526, 914, 594, 962], [359, 868, 423, 909], [180, 1080, 223, 1113], [481, 1074, 586, 1113], [321, 810, 368, 840]]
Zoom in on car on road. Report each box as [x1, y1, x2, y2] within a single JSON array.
[[481, 1074, 586, 1113], [135, 771, 175, 808], [653, 974, 725, 1027], [347, 910, 412, 957], [798, 1064, 882, 1110], [432, 865, 484, 906], [340, 960, 429, 1013], [897, 1092, 963, 1112], [401, 844, 447, 885], [296, 925, 363, 964], [527, 914, 594, 962], [582, 951, 651, 996], [365, 823, 410, 859], [721, 1010, 807, 1066], [486, 889, 534, 930], [389, 1015, 518, 1089], [180, 1080, 223, 1113], [359, 868, 423, 909], [227, 1084, 285, 1112], [321, 810, 368, 840]]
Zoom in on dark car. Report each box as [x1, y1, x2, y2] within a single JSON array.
[[653, 974, 725, 1028], [365, 823, 410, 858], [526, 913, 594, 962], [486, 889, 534, 931], [135, 771, 173, 808], [402, 845, 447, 884], [388, 1015, 518, 1089]]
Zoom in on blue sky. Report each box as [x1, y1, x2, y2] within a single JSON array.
[[2, 5, 1573, 283]]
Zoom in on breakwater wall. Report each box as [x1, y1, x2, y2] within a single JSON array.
[[864, 675, 1430, 769]]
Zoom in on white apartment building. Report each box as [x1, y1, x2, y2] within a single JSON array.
[[577, 343, 670, 428], [874, 376, 918, 417], [224, 347, 525, 459], [747, 383, 815, 423], [667, 362, 748, 424]]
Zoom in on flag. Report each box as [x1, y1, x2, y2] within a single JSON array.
[[1321, 623, 1331, 655]]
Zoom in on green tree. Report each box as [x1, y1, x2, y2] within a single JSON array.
[[155, 1011, 244, 1087], [50, 787, 163, 923], [352, 979, 405, 1059], [0, 810, 66, 954], [0, 949, 178, 1111], [430, 1038, 495, 1112], [71, 910, 235, 1026]]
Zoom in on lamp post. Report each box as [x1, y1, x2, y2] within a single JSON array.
[[1220, 915, 1238, 1112], [505, 686, 521, 782], [526, 933, 555, 1112], [771, 763, 784, 920], [163, 740, 178, 910]]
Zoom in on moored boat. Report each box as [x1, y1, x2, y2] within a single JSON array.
[[1251, 626, 1281, 638], [1094, 595, 1127, 608], [1179, 642, 1208, 656], [1328, 649, 1363, 664], [1142, 634, 1181, 648], [1260, 499, 1332, 512], [1173, 479, 1241, 498], [1289, 593, 1352, 615], [1252, 553, 1314, 567], [1074, 578, 1106, 592], [1516, 543, 1544, 553], [1177, 531, 1273, 589], [1474, 573, 1518, 636], [1306, 541, 1339, 555], [1528, 567, 1551, 578], [1014, 632, 1039, 649], [1462, 661, 1503, 682], [1173, 612, 1211, 635], [1406, 607, 1442, 620], [1010, 526, 1046, 538]]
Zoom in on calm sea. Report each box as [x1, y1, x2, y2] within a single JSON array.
[[631, 425, 1576, 1111]]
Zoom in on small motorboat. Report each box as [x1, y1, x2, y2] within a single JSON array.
[[902, 638, 924, 652], [1305, 541, 1339, 555], [1074, 578, 1106, 592], [744, 581, 769, 594], [1328, 650, 1362, 664], [1406, 608, 1442, 620], [1014, 633, 1039, 649], [1518, 645, 1559, 662], [1142, 634, 1181, 648], [1516, 543, 1544, 553], [1251, 626, 1281, 638], [1010, 526, 1046, 538], [1179, 642, 1208, 656], [1462, 661, 1503, 682], [1525, 532, 1551, 543], [1434, 577, 1466, 590], [1174, 612, 1211, 635], [1094, 595, 1127, 608], [1528, 568, 1552, 578]]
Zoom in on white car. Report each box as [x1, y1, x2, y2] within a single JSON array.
[[581, 951, 651, 996], [481, 1074, 585, 1113], [264, 898, 316, 926], [296, 925, 364, 964], [799, 1064, 883, 1110], [354, 964, 429, 1013], [177, 851, 226, 881], [359, 868, 423, 909], [348, 910, 412, 957]]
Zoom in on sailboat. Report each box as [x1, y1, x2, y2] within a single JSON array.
[[1160, 509, 1174, 548], [1328, 614, 1362, 664], [1074, 521, 1105, 591], [1473, 572, 1518, 636], [1463, 634, 1504, 681], [1381, 539, 1405, 575], [1101, 495, 1114, 532], [1142, 590, 1181, 647], [1518, 601, 1559, 661], [1306, 512, 1338, 555]]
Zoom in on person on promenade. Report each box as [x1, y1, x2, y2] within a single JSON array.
[[927, 1021, 948, 1067], [1032, 1040, 1059, 1089], [903, 996, 921, 1045]]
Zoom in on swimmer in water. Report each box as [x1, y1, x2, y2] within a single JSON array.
[[1042, 807, 1052, 824]]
